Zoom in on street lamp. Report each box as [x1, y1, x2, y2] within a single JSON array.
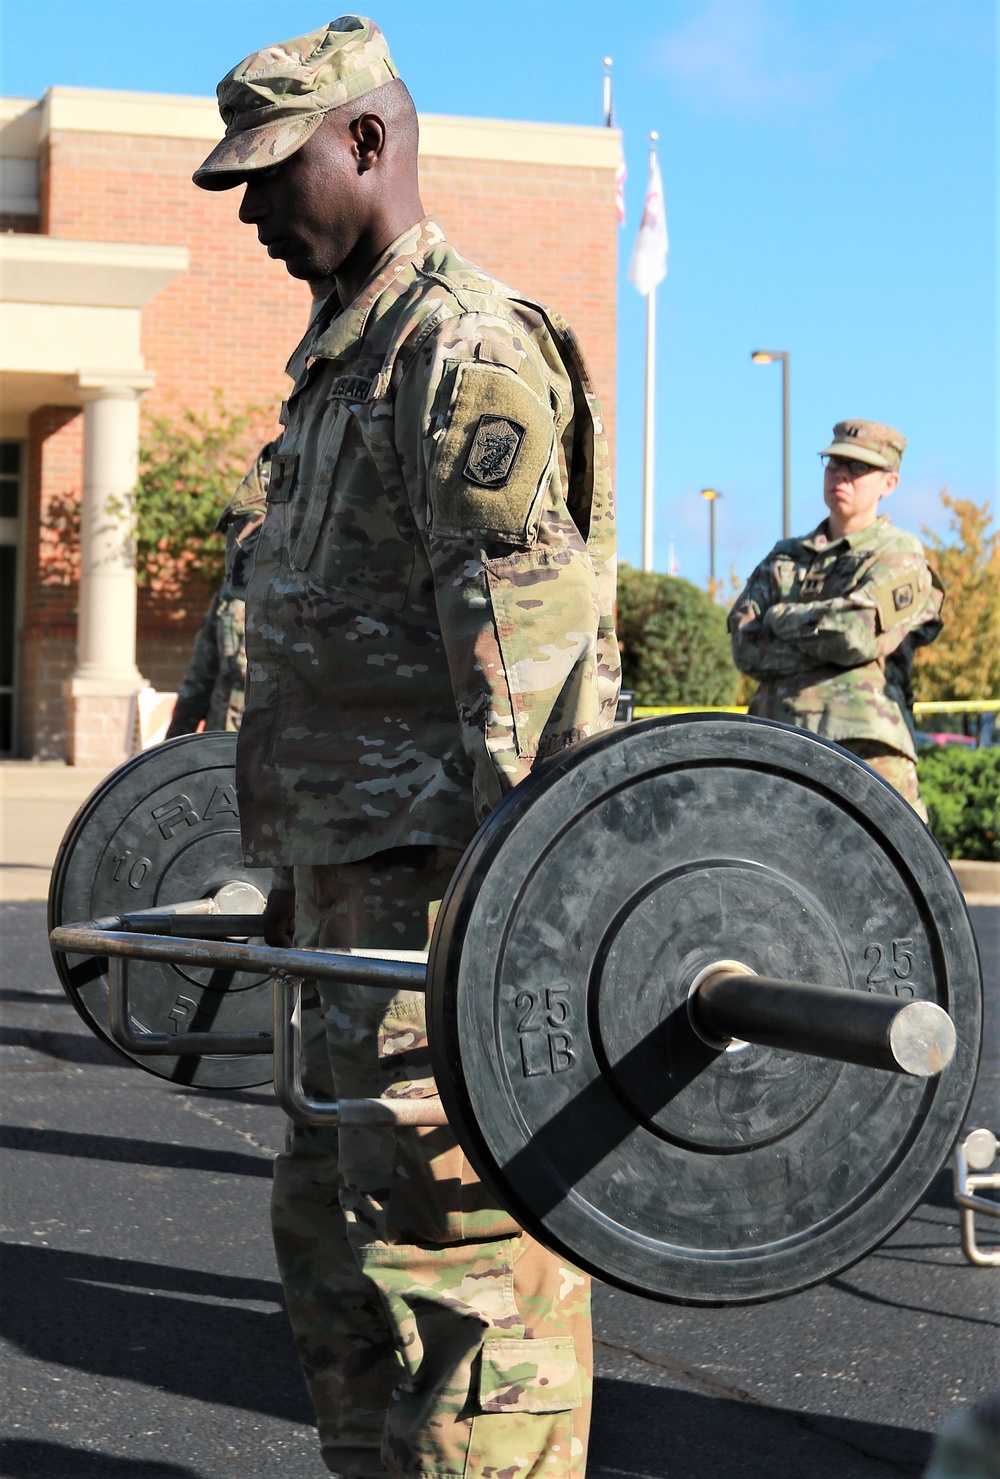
[[751, 350, 790, 538], [700, 487, 723, 596]]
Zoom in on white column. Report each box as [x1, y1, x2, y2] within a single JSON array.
[[71, 376, 151, 690], [65, 373, 153, 766]]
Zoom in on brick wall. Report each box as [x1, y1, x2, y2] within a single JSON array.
[[39, 130, 617, 439], [419, 155, 617, 463]]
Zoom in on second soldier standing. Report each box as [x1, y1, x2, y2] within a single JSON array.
[[729, 419, 944, 819]]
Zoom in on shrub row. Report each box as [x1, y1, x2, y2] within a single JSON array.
[[918, 746, 1000, 861], [615, 567, 738, 706]]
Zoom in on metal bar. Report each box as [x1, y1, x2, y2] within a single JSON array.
[[119, 913, 266, 938], [691, 973, 956, 1077], [781, 351, 790, 539], [120, 898, 218, 919], [641, 283, 656, 573], [107, 955, 273, 1056], [952, 1130, 1000, 1267], [51, 924, 428, 992], [272, 971, 448, 1128]]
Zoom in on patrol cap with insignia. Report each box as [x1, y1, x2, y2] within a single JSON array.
[[820, 419, 907, 472], [193, 16, 399, 191]]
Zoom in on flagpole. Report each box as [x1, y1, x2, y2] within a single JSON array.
[[641, 132, 658, 573]]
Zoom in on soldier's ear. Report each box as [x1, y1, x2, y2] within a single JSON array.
[[350, 110, 387, 172], [882, 472, 899, 497]]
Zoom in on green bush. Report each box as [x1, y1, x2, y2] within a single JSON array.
[[917, 746, 1000, 860], [616, 565, 739, 706]]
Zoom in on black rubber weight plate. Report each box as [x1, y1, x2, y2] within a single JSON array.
[[49, 732, 274, 1088], [427, 715, 982, 1305]]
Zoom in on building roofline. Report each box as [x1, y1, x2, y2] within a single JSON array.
[[0, 86, 622, 169]]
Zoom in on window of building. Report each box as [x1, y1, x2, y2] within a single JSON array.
[[0, 441, 22, 753]]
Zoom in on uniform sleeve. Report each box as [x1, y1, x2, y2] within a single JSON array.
[[728, 560, 808, 678], [165, 594, 223, 738], [393, 317, 608, 821], [763, 547, 941, 668]]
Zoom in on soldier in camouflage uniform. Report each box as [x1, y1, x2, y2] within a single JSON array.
[[193, 17, 619, 1478], [165, 448, 270, 738], [729, 419, 943, 820]]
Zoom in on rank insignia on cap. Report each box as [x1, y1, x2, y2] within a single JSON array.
[[893, 583, 914, 611], [463, 414, 526, 489]]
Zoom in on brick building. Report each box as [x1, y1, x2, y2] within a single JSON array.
[[0, 87, 619, 765]]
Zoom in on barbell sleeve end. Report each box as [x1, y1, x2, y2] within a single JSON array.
[[690, 971, 957, 1078], [887, 1001, 956, 1077]]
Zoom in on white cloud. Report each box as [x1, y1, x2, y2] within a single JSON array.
[[655, 0, 884, 117]]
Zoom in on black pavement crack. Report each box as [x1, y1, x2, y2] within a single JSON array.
[[175, 1093, 281, 1158]]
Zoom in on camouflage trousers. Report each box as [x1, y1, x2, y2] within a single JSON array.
[[271, 849, 592, 1479], [839, 739, 929, 822]]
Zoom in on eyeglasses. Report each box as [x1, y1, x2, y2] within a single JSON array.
[[821, 455, 883, 479]]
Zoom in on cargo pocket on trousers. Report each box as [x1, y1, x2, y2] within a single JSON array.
[[477, 1336, 582, 1414]]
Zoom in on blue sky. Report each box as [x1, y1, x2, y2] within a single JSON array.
[[2, 0, 994, 586]]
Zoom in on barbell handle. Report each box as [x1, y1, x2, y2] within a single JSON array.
[[51, 924, 427, 991], [691, 973, 956, 1078], [272, 971, 448, 1128], [107, 953, 274, 1056]]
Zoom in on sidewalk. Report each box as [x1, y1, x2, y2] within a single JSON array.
[[1, 758, 997, 907], [0, 761, 115, 902]]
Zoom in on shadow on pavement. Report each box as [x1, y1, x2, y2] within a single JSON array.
[[0, 1244, 313, 1425], [0, 1026, 123, 1066], [590, 1377, 930, 1477], [0, 1125, 274, 1178], [0, 1440, 200, 1477]]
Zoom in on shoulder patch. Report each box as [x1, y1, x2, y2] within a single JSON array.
[[464, 414, 526, 488], [872, 575, 920, 630], [430, 362, 553, 540]]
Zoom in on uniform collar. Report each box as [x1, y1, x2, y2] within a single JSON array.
[[800, 514, 891, 554], [286, 217, 447, 375]]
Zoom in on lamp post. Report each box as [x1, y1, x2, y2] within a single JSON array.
[[701, 487, 722, 596], [751, 350, 790, 538]]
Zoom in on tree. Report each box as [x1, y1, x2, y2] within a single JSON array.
[[913, 492, 1000, 700], [616, 565, 740, 705], [128, 395, 274, 593]]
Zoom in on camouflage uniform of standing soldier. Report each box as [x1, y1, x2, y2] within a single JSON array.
[[193, 17, 619, 1479], [164, 447, 271, 738], [729, 419, 944, 820]]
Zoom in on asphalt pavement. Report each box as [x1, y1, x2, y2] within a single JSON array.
[[1, 901, 997, 1479]]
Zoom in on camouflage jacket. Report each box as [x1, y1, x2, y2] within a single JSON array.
[[238, 218, 620, 867], [728, 516, 944, 759], [166, 454, 269, 738]]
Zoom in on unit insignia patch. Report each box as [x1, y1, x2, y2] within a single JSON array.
[[463, 414, 527, 489]]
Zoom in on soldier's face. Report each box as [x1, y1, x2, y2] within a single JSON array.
[[237, 120, 365, 281], [822, 458, 898, 531]]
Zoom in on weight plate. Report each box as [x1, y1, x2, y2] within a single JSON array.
[[427, 715, 983, 1305], [49, 732, 273, 1088]]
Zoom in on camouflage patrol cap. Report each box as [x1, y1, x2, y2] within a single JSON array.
[[820, 419, 907, 472], [193, 16, 399, 192]]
